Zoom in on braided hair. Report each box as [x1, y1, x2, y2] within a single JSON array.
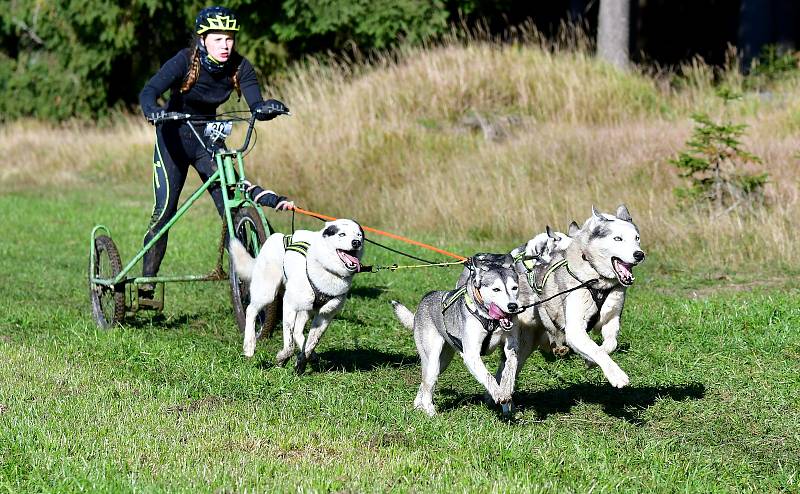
[[180, 37, 241, 100]]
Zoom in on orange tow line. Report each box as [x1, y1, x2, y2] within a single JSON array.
[[291, 206, 467, 261]]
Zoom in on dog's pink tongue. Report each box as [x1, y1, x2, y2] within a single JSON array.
[[616, 260, 632, 277], [488, 303, 508, 320], [339, 251, 361, 270]]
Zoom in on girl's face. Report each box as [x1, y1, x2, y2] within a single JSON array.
[[202, 32, 235, 62]]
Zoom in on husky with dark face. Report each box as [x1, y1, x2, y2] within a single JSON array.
[[455, 225, 576, 358], [391, 254, 521, 416], [512, 205, 645, 388], [230, 219, 364, 372]]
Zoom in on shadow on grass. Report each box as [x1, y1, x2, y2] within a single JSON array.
[[123, 313, 195, 331], [314, 347, 419, 372], [348, 285, 387, 299], [438, 382, 705, 424], [534, 343, 632, 365]]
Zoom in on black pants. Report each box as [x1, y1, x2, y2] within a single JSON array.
[[142, 122, 226, 278]]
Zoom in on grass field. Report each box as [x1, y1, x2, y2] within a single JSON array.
[[1, 183, 799, 493], [2, 35, 800, 492]]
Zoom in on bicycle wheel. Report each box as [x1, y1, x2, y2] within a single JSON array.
[[229, 208, 281, 337], [89, 235, 125, 329]]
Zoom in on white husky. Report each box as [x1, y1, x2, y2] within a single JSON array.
[[511, 205, 645, 388], [230, 219, 364, 372]]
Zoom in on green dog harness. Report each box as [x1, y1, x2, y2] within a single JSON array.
[[520, 257, 611, 331], [282, 234, 337, 308], [441, 285, 500, 356], [283, 234, 310, 256]]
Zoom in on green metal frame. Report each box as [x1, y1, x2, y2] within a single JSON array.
[[89, 137, 272, 295]]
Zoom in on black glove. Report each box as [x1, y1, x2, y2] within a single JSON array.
[[145, 108, 167, 125], [254, 99, 289, 121]]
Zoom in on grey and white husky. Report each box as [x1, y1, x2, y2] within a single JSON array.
[[391, 254, 521, 416], [456, 224, 576, 357], [512, 205, 645, 388]]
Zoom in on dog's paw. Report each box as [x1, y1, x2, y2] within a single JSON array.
[[495, 388, 514, 405], [275, 348, 293, 366], [500, 399, 514, 417], [603, 362, 629, 388], [413, 395, 437, 416], [600, 338, 618, 355], [415, 403, 436, 417], [295, 355, 308, 374], [552, 345, 571, 358], [243, 338, 256, 358]]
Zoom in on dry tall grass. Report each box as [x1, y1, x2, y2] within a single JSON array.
[[2, 35, 799, 273]]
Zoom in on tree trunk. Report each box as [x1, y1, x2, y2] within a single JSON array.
[[597, 0, 630, 69], [738, 0, 772, 72]]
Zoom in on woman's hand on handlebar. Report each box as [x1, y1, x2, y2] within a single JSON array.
[[146, 110, 191, 125], [254, 99, 290, 121]]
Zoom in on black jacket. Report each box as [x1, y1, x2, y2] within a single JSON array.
[[139, 48, 262, 117]]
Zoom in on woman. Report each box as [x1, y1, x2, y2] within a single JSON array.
[[138, 6, 291, 303]]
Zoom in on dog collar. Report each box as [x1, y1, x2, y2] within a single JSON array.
[[441, 283, 503, 324], [442, 286, 501, 355], [464, 286, 507, 356]]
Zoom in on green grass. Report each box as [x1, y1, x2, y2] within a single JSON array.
[[1, 184, 799, 493]]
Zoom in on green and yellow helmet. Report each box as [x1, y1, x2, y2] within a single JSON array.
[[195, 6, 239, 35]]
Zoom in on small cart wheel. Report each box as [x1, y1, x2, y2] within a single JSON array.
[[89, 235, 125, 329], [229, 208, 280, 338]]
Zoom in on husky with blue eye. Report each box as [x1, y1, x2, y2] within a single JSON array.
[[512, 205, 646, 388], [230, 219, 364, 372], [391, 254, 521, 416]]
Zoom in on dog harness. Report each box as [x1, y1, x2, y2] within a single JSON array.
[[283, 234, 310, 256], [441, 285, 501, 356], [283, 235, 340, 308], [523, 258, 612, 331]]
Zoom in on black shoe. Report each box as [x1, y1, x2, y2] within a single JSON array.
[[137, 285, 162, 310]]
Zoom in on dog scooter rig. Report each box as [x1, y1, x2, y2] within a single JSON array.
[[88, 106, 288, 332]]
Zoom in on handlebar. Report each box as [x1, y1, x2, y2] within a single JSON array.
[[150, 111, 192, 124], [151, 109, 289, 155]]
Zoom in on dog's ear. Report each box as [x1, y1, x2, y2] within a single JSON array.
[[592, 205, 609, 222], [615, 204, 632, 222], [568, 221, 580, 236], [500, 253, 514, 268], [470, 255, 491, 271], [546, 225, 555, 238], [464, 256, 480, 287], [322, 223, 339, 237], [469, 255, 492, 287]]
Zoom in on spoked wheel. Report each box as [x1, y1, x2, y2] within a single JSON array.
[[89, 235, 125, 329], [229, 208, 281, 338]]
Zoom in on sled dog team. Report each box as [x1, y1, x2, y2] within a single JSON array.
[[230, 204, 645, 416]]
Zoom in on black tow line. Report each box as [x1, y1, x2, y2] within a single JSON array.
[[516, 278, 600, 311]]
